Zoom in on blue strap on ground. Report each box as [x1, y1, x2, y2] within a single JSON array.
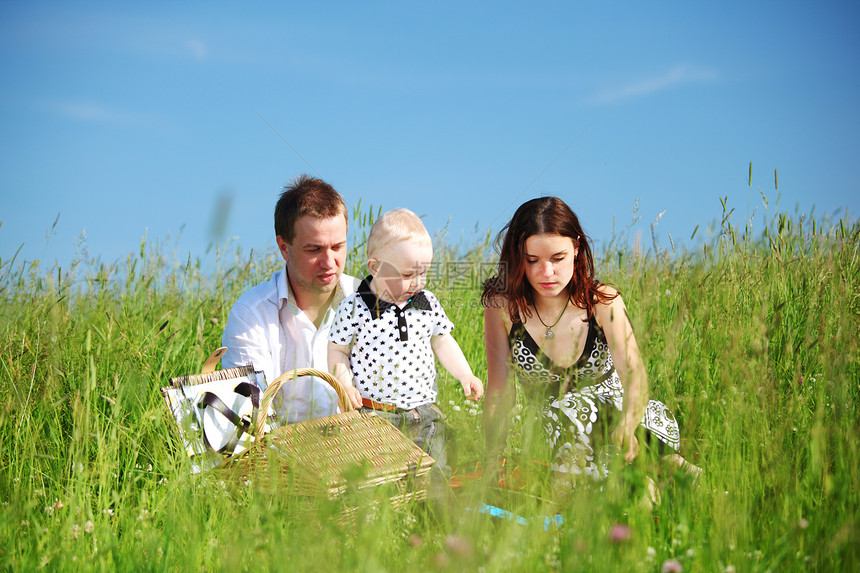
[[474, 503, 564, 531]]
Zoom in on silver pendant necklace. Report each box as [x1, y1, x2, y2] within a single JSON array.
[[534, 302, 567, 340]]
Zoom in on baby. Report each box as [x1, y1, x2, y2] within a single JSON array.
[[328, 208, 483, 477]]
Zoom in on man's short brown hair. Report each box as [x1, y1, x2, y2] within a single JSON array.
[[274, 174, 348, 243]]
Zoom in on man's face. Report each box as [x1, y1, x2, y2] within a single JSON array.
[[277, 215, 347, 299]]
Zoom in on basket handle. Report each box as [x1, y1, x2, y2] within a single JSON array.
[[201, 347, 228, 374], [254, 368, 354, 437]]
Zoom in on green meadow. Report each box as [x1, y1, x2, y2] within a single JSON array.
[[1, 198, 857, 572]]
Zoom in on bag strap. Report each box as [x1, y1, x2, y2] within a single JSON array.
[[197, 391, 249, 454], [233, 382, 261, 408]]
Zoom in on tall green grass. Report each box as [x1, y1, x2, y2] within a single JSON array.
[[1, 199, 857, 571]]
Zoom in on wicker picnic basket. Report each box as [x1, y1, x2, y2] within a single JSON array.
[[221, 368, 435, 507], [163, 350, 435, 506]]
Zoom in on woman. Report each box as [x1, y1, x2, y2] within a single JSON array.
[[482, 197, 696, 482]]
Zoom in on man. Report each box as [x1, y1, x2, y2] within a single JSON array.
[[221, 174, 360, 423]]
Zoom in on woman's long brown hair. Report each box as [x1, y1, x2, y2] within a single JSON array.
[[481, 197, 617, 322]]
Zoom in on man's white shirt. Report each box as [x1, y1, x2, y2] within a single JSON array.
[[221, 267, 360, 423]]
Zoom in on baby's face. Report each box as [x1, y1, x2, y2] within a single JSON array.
[[369, 240, 433, 305]]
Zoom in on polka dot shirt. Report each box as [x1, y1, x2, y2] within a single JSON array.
[[328, 277, 454, 410]]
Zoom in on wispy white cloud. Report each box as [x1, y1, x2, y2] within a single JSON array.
[[5, 7, 216, 64], [586, 64, 718, 105], [44, 100, 158, 127], [186, 38, 208, 61]]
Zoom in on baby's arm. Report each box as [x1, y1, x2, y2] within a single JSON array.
[[431, 333, 484, 402], [327, 342, 363, 409]]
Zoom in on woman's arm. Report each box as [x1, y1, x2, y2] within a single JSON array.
[[483, 303, 516, 456], [594, 288, 649, 463]]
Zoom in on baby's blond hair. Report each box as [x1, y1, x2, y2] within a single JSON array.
[[366, 208, 432, 261]]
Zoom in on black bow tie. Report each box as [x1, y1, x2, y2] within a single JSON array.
[[357, 276, 431, 341]]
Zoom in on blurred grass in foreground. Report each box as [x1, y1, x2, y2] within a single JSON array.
[[0, 198, 857, 572]]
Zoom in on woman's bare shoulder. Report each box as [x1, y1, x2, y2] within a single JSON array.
[[483, 292, 508, 308], [595, 283, 620, 298], [593, 285, 628, 325], [484, 295, 514, 330]]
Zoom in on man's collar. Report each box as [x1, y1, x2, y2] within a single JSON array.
[[276, 265, 300, 315], [357, 276, 431, 319]]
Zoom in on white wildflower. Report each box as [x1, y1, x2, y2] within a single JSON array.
[[646, 546, 657, 563]]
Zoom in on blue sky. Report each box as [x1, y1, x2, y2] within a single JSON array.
[[1, 1, 858, 271]]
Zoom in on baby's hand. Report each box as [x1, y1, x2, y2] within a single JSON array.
[[460, 375, 484, 402], [344, 385, 362, 409]]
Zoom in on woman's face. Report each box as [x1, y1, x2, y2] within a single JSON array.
[[523, 233, 578, 299]]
